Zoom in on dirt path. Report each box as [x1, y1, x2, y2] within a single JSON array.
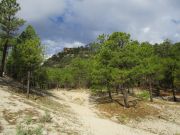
[[50, 89, 156, 135]]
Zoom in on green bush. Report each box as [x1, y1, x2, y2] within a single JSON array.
[[137, 90, 150, 100], [16, 125, 42, 135], [16, 116, 43, 135]]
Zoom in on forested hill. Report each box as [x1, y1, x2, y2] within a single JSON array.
[[43, 44, 93, 68]]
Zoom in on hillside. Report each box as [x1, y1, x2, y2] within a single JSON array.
[[43, 44, 93, 68]]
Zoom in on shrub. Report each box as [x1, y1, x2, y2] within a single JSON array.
[[16, 116, 43, 135], [137, 90, 150, 100], [25, 116, 32, 125], [16, 125, 42, 135]]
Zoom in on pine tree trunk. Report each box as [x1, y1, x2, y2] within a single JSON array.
[[156, 81, 160, 96], [172, 88, 176, 102], [107, 82, 112, 101], [128, 87, 130, 94], [108, 90, 112, 101], [116, 86, 119, 95], [27, 71, 30, 98], [122, 89, 129, 108], [149, 80, 153, 102], [172, 82, 177, 102], [156, 87, 160, 97], [0, 40, 8, 77]]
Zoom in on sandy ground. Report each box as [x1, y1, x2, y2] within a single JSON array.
[[128, 101, 180, 135], [50, 89, 156, 135], [0, 84, 83, 135], [0, 85, 154, 135], [0, 78, 180, 135], [50, 89, 180, 135]]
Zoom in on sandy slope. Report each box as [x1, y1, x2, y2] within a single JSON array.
[[0, 84, 154, 135], [0, 79, 179, 135], [0, 84, 83, 135], [51, 89, 156, 135], [0, 86, 32, 135]]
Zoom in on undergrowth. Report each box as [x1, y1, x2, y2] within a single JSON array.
[[136, 90, 150, 100]]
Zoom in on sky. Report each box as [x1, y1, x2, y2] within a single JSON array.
[[17, 0, 180, 57]]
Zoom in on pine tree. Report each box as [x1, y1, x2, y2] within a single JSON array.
[[10, 25, 43, 97], [0, 0, 25, 76]]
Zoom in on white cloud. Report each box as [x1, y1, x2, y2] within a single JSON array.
[[16, 0, 180, 55], [64, 41, 84, 48], [142, 27, 150, 33], [67, 0, 180, 43], [175, 33, 180, 38], [18, 0, 66, 21]]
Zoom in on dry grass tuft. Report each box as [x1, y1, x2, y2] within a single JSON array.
[[2, 109, 40, 125]]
